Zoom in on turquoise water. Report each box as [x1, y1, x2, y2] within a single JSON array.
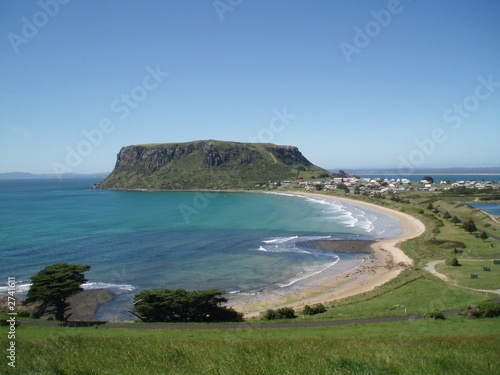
[[0, 179, 401, 320]]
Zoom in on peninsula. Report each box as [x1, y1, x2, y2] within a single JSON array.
[[96, 140, 333, 190]]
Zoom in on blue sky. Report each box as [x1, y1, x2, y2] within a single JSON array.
[[1, 0, 499, 174]]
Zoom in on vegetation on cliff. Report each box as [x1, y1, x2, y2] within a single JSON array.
[[97, 140, 332, 190]]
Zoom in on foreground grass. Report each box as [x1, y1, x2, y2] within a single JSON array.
[[2, 317, 499, 374]]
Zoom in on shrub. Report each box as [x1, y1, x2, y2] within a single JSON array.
[[477, 302, 500, 317], [427, 310, 446, 320], [262, 307, 296, 320], [303, 304, 327, 315], [0, 318, 20, 326], [275, 307, 296, 319], [461, 302, 500, 318], [446, 256, 460, 267], [262, 309, 276, 320]]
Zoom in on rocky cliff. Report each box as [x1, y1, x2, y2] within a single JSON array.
[[97, 140, 331, 190]]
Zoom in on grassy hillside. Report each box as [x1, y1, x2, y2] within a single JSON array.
[[2, 317, 499, 374], [98, 140, 332, 190]]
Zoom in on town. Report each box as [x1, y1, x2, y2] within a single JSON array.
[[275, 176, 500, 194]]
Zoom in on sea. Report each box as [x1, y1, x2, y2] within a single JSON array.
[[0, 179, 402, 321]]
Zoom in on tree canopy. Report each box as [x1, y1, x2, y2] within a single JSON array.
[[422, 176, 434, 183], [462, 219, 477, 234], [25, 263, 90, 321], [129, 289, 243, 323]]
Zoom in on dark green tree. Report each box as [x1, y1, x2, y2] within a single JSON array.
[[129, 289, 243, 323], [480, 231, 489, 242], [446, 256, 460, 267], [337, 183, 349, 194], [443, 211, 451, 219], [451, 216, 461, 225], [354, 185, 361, 195], [422, 176, 434, 183], [24, 263, 90, 321], [462, 219, 477, 234]]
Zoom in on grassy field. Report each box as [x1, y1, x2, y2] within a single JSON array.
[[435, 261, 500, 290], [1, 316, 499, 374]]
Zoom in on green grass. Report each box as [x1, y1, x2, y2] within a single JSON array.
[[317, 273, 486, 319], [436, 261, 500, 290], [2, 316, 499, 374]]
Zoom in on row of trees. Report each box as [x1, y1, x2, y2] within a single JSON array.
[[21, 263, 243, 323], [437, 206, 490, 241]]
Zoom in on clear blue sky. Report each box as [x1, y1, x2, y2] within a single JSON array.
[[1, 0, 499, 174]]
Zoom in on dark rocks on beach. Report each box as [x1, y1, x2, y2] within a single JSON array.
[[66, 290, 115, 321], [308, 240, 375, 255]]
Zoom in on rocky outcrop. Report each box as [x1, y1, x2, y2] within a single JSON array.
[[97, 140, 330, 190]]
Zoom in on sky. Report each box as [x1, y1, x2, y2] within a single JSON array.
[[1, 0, 499, 174]]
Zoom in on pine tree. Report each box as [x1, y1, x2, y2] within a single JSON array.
[[24, 263, 90, 321]]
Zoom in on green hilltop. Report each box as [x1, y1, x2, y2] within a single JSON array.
[[97, 140, 332, 190]]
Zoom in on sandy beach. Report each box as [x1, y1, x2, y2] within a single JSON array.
[[235, 192, 426, 318]]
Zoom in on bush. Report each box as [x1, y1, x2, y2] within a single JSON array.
[[461, 302, 500, 318], [262, 307, 296, 320], [262, 309, 276, 320], [427, 310, 446, 320], [0, 318, 20, 326], [477, 302, 500, 317], [303, 304, 327, 316], [276, 307, 296, 319], [446, 256, 460, 267]]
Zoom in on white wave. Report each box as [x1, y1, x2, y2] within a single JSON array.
[[256, 246, 267, 252], [278, 257, 340, 288], [81, 282, 136, 292], [0, 282, 136, 295], [263, 236, 299, 244], [0, 282, 32, 294]]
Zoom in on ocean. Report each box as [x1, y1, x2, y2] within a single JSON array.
[[0, 179, 401, 321]]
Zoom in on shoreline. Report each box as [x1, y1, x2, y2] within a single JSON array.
[[233, 191, 425, 318]]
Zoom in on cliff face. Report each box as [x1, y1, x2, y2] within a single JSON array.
[[97, 140, 330, 190]]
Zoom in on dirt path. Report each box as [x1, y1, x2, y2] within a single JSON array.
[[424, 259, 500, 295]]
